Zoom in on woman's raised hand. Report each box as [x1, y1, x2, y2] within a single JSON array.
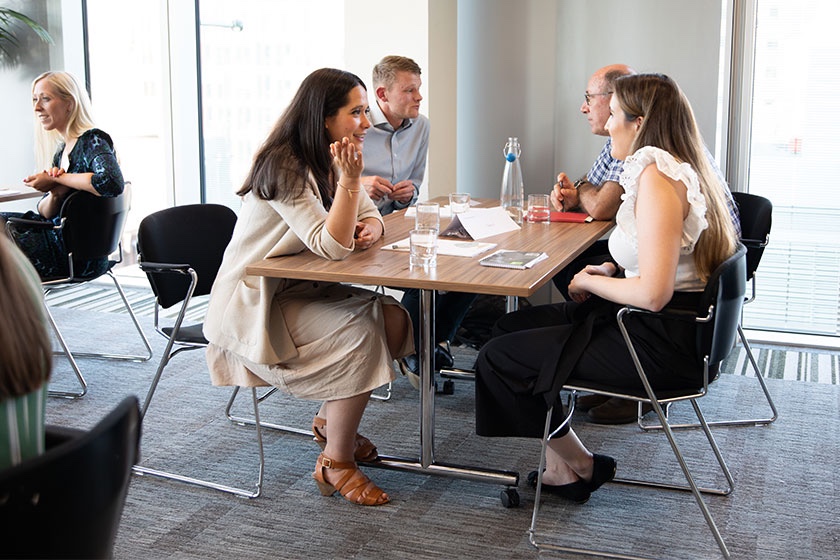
[[330, 137, 364, 181]]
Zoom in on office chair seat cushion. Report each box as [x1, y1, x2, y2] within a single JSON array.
[[162, 323, 208, 345]]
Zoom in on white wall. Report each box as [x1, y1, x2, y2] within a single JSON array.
[[456, 0, 558, 200], [554, 0, 724, 184], [453, 0, 724, 200]]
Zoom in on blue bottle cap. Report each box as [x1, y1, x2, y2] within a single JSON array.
[[506, 152, 516, 162]]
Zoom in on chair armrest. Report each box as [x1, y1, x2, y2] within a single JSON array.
[[5, 216, 62, 231], [620, 304, 711, 325], [741, 236, 768, 249], [138, 261, 192, 274]]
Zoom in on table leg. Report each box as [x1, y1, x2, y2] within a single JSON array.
[[419, 288, 435, 467], [366, 288, 519, 488]]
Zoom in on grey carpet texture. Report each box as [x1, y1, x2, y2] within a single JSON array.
[[43, 302, 840, 560]]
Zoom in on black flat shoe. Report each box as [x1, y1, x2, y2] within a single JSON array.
[[435, 345, 454, 370], [526, 470, 591, 504], [586, 454, 617, 492]]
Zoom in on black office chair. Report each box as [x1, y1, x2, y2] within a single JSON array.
[[5, 189, 153, 398], [0, 396, 141, 559], [134, 204, 267, 498], [529, 245, 747, 559], [641, 192, 777, 430]]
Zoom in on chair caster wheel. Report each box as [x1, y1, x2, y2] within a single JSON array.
[[435, 379, 455, 395], [500, 488, 520, 508]]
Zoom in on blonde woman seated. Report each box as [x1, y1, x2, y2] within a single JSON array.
[[474, 74, 739, 504], [204, 68, 413, 507]]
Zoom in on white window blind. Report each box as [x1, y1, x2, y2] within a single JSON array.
[[743, 0, 840, 336]]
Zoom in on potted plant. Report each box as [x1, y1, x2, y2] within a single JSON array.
[[0, 7, 53, 60]]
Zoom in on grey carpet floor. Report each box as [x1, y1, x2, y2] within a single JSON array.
[[43, 303, 840, 560]]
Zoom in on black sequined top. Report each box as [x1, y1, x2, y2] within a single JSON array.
[[52, 128, 124, 197]]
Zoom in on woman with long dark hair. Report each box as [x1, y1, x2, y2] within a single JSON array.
[[204, 69, 413, 507]]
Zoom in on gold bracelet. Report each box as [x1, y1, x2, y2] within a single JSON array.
[[337, 182, 361, 193]]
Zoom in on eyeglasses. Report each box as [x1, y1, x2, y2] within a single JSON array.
[[583, 91, 613, 106]]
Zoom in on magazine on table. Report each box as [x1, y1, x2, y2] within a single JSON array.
[[478, 250, 548, 270]]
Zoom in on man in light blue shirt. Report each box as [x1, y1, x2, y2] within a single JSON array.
[[362, 56, 475, 385], [362, 56, 429, 215]]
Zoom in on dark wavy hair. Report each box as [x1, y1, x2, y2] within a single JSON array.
[[238, 68, 366, 205]]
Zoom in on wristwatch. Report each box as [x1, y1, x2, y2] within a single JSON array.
[[573, 178, 586, 190]]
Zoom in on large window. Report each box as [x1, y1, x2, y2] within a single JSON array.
[[198, 0, 344, 208], [85, 0, 345, 255], [740, 0, 840, 338], [86, 0, 168, 262]]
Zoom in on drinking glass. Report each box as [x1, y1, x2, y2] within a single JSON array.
[[415, 202, 440, 232], [409, 228, 437, 271], [527, 194, 551, 223], [449, 192, 471, 214]]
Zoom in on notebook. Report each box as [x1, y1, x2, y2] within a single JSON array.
[[478, 250, 548, 270], [550, 211, 593, 223]]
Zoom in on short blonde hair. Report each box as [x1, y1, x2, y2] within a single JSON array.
[[372, 55, 421, 90]]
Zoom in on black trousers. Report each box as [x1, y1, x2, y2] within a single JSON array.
[[474, 297, 703, 439]]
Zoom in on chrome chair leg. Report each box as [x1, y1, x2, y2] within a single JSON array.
[[225, 386, 312, 437], [639, 325, 778, 431], [133, 386, 265, 498], [44, 273, 153, 363], [370, 381, 392, 401], [43, 303, 87, 399]]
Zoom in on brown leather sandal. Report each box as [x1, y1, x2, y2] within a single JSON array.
[[311, 416, 378, 462], [312, 453, 390, 506]]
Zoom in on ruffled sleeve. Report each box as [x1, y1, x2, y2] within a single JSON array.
[[615, 146, 708, 254]]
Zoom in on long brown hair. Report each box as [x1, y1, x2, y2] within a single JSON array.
[[0, 236, 52, 399], [238, 68, 366, 206], [613, 73, 738, 280]]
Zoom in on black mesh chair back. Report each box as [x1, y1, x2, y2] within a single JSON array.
[[0, 396, 141, 559], [137, 204, 237, 309], [732, 192, 772, 282], [697, 243, 748, 369], [60, 190, 130, 270]]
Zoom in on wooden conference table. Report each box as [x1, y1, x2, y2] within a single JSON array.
[[246, 199, 614, 490], [0, 186, 42, 203]]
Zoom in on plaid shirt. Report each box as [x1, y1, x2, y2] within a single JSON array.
[[586, 139, 741, 236]]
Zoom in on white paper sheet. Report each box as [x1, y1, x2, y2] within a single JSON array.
[[382, 237, 497, 258], [440, 206, 520, 240]]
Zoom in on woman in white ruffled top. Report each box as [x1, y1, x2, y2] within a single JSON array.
[[473, 73, 739, 504]]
